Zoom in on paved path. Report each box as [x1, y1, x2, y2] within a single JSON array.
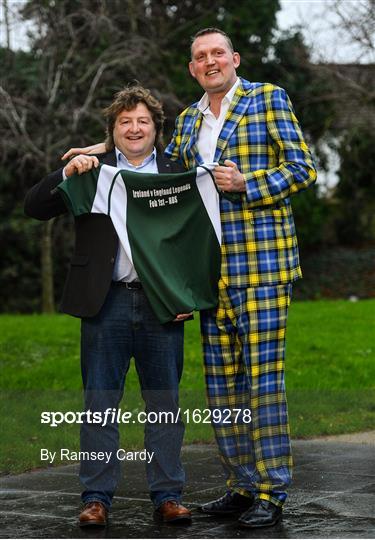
[[0, 438, 374, 538]]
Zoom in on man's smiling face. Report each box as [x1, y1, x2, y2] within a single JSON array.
[[113, 102, 156, 164], [189, 32, 240, 96]]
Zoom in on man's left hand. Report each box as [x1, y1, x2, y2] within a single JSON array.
[[213, 160, 246, 192], [173, 313, 193, 322]]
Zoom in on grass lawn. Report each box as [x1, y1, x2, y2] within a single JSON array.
[[1, 299, 374, 474]]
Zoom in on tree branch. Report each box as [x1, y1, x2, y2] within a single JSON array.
[[0, 86, 44, 158], [72, 63, 107, 132]]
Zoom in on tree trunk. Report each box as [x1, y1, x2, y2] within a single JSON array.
[[2, 0, 11, 49], [41, 219, 55, 313]]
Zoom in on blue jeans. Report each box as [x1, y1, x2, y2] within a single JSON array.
[[79, 283, 185, 509]]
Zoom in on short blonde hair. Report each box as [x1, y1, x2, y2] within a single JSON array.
[[191, 27, 234, 57]]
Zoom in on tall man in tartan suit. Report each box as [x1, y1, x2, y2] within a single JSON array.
[[165, 27, 317, 528]]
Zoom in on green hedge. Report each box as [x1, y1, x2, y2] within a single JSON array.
[[295, 246, 375, 300]]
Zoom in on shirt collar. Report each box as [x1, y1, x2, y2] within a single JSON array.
[[116, 146, 157, 168], [197, 77, 240, 114]]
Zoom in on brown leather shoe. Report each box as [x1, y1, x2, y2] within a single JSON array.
[[154, 500, 192, 523], [79, 501, 108, 527]]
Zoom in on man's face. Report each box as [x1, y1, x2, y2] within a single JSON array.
[[189, 33, 240, 95], [113, 102, 156, 164]]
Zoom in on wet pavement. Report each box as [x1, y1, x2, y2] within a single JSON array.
[[0, 439, 374, 538]]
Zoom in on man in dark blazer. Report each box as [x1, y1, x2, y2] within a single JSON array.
[[24, 86, 192, 526]]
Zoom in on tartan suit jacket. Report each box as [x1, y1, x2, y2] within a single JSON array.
[[165, 77, 317, 287]]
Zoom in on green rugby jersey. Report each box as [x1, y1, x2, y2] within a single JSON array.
[[57, 164, 221, 323]]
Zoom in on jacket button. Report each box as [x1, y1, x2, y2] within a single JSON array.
[[110, 257, 115, 264]]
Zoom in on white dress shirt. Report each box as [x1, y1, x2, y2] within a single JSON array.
[[196, 77, 240, 163]]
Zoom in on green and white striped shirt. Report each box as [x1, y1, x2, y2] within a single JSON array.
[[58, 164, 221, 323]]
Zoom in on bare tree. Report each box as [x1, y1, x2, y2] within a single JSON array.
[[312, 0, 375, 132], [329, 0, 374, 63], [1, 0, 173, 312]]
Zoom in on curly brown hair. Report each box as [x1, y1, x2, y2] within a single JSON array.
[[103, 85, 165, 151]]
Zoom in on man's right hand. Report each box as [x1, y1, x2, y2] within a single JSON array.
[[64, 154, 100, 177], [61, 142, 106, 161]]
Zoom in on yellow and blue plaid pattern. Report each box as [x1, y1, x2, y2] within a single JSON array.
[[165, 78, 317, 287], [165, 78, 316, 505], [200, 281, 293, 506]]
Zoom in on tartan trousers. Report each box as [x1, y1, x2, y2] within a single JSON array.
[[200, 280, 293, 507]]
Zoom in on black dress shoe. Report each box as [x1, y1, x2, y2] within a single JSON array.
[[197, 491, 254, 515], [238, 499, 282, 528]]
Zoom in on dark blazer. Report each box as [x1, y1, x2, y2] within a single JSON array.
[[24, 150, 185, 318]]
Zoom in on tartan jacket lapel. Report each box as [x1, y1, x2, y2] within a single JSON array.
[[185, 108, 204, 165], [214, 78, 253, 162]]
